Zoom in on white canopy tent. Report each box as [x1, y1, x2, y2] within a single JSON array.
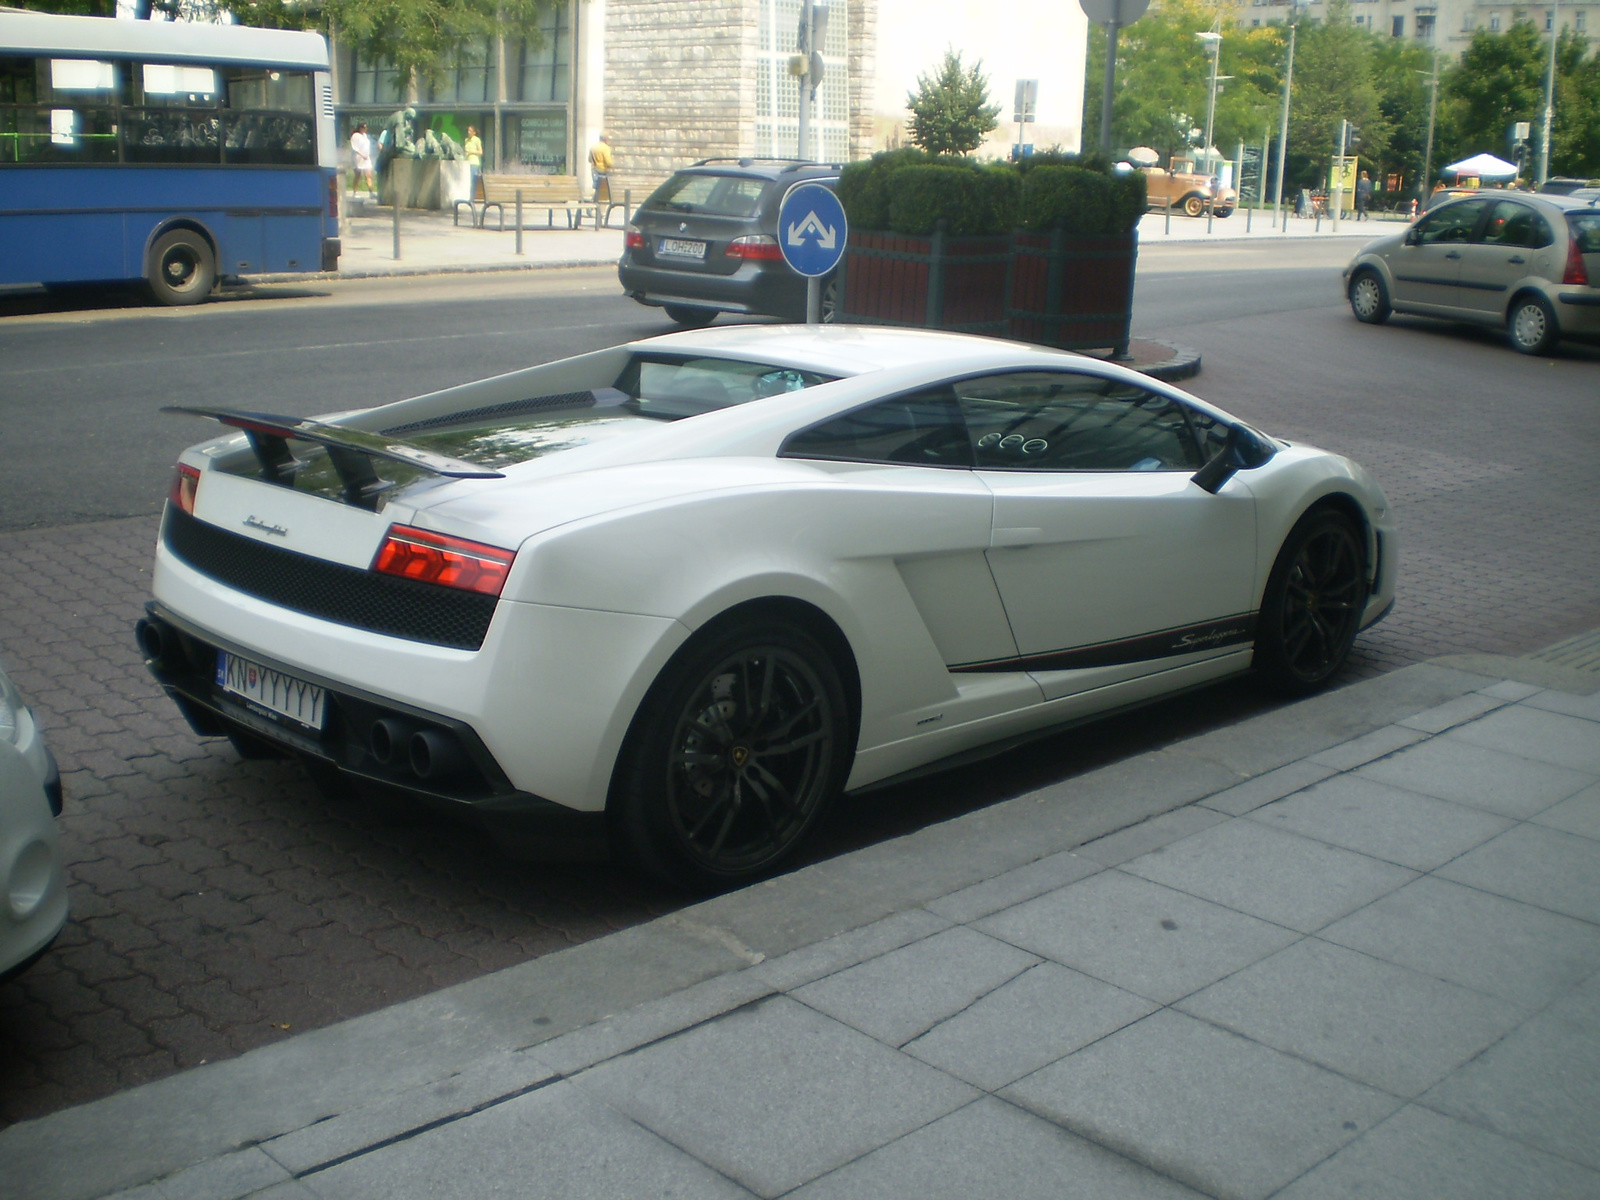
[[1442, 153, 1520, 180]]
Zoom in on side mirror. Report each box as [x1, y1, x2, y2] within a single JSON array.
[[1192, 425, 1273, 495], [1404, 227, 1423, 246]]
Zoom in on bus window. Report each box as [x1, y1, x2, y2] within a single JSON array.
[[222, 67, 314, 165]]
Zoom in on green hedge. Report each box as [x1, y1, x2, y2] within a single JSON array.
[[886, 163, 1019, 236], [1019, 165, 1146, 236], [840, 149, 1141, 238]]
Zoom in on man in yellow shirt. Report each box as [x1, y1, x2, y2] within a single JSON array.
[[464, 125, 484, 200], [589, 134, 613, 204]]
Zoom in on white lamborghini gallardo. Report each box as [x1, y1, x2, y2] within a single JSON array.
[[139, 326, 1396, 888]]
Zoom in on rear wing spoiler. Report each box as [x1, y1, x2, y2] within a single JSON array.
[[165, 406, 503, 509]]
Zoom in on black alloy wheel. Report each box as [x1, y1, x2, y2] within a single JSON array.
[[611, 619, 850, 890], [1348, 269, 1391, 324], [1254, 507, 1368, 695]]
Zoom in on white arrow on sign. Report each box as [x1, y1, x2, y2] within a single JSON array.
[[786, 210, 837, 250]]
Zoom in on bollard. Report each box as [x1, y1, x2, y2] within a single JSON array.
[[516, 189, 524, 256], [1315, 210, 1321, 233], [1164, 196, 1171, 236], [392, 197, 400, 261], [1246, 204, 1252, 233], [623, 188, 632, 227], [1207, 201, 1214, 235]]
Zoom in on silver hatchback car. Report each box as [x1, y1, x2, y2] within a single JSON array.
[[1343, 192, 1600, 355]]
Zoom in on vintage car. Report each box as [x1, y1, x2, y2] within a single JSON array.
[[1141, 158, 1237, 218]]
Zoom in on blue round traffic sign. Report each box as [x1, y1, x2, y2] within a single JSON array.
[[777, 182, 848, 278]]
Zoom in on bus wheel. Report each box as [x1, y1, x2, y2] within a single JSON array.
[[148, 229, 216, 306]]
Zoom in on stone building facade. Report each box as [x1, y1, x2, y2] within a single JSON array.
[[1236, 0, 1593, 58]]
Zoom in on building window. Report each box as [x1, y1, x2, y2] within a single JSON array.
[[754, 0, 850, 162], [1393, 14, 1405, 33], [1545, 8, 1554, 27], [1490, 12, 1501, 28], [1416, 13, 1436, 37], [1577, 9, 1587, 30]]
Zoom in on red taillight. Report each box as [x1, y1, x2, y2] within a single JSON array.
[[372, 525, 515, 597], [625, 227, 646, 249], [327, 174, 339, 220], [726, 235, 783, 260], [1562, 234, 1589, 285], [170, 463, 200, 515]]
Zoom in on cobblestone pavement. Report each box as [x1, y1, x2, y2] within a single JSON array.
[[3, 300, 1598, 1129]]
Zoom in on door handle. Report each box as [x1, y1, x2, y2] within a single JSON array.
[[1445, 251, 1461, 259], [1508, 255, 1526, 264], [991, 527, 1043, 548]]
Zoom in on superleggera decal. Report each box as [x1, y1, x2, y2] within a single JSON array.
[[950, 614, 1258, 674]]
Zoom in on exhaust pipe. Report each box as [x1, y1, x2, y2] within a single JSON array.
[[369, 717, 414, 766], [135, 618, 166, 665], [409, 729, 467, 780]]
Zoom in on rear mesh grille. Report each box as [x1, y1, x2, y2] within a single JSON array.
[[163, 507, 496, 650]]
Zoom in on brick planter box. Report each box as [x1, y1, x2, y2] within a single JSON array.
[[1009, 229, 1138, 356], [838, 229, 1012, 336]]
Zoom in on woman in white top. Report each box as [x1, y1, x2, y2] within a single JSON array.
[[350, 123, 375, 194]]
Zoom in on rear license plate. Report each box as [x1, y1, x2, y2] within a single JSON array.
[[657, 237, 707, 260], [216, 651, 326, 730]]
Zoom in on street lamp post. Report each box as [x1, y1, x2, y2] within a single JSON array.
[[1418, 53, 1439, 203], [1271, 15, 1298, 229], [1538, 0, 1558, 185], [1197, 30, 1221, 183]]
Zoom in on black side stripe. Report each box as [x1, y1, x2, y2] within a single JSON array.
[[951, 614, 1258, 674]]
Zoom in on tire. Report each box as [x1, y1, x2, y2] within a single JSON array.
[[1348, 269, 1391, 325], [664, 304, 717, 328], [1254, 507, 1368, 696], [610, 617, 852, 891], [1507, 293, 1559, 356], [1214, 206, 1234, 219], [147, 228, 216, 306], [820, 275, 839, 324], [1183, 195, 1206, 218]]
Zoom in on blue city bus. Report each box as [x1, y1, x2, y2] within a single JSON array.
[[0, 10, 339, 304]]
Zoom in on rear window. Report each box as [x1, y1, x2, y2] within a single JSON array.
[[615, 355, 836, 418], [1569, 212, 1600, 254], [645, 172, 769, 217]]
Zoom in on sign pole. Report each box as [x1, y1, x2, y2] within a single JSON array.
[[806, 276, 822, 325], [1099, 17, 1118, 153]]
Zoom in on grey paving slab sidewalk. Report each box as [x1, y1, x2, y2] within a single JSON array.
[[4, 655, 1600, 1200]]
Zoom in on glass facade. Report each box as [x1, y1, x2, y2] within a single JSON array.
[[338, 3, 569, 172], [753, 0, 850, 162]]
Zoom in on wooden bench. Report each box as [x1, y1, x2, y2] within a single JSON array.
[[453, 174, 623, 230]]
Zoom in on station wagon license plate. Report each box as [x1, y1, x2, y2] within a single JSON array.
[[216, 651, 326, 730], [657, 237, 707, 260]]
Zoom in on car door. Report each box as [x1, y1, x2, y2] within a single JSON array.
[[779, 386, 1020, 672], [954, 371, 1258, 702], [1387, 199, 1490, 313], [1455, 199, 1558, 320]]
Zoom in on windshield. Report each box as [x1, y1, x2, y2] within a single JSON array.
[[644, 172, 769, 217]]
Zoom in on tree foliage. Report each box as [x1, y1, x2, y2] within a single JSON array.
[[1289, 0, 1391, 162], [905, 49, 1001, 156], [1084, 0, 1284, 164]]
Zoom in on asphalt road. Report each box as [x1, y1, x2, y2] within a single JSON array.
[[2, 239, 1597, 1127]]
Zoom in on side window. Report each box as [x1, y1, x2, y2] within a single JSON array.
[[781, 388, 973, 468], [1481, 200, 1538, 247], [1417, 200, 1486, 245], [222, 67, 314, 165], [955, 372, 1205, 472]]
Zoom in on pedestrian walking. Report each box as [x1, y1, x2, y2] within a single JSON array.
[[589, 133, 613, 205], [464, 125, 483, 200], [349, 122, 374, 194], [1355, 170, 1373, 221]]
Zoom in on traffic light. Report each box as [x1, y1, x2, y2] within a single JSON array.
[[1344, 124, 1362, 154]]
